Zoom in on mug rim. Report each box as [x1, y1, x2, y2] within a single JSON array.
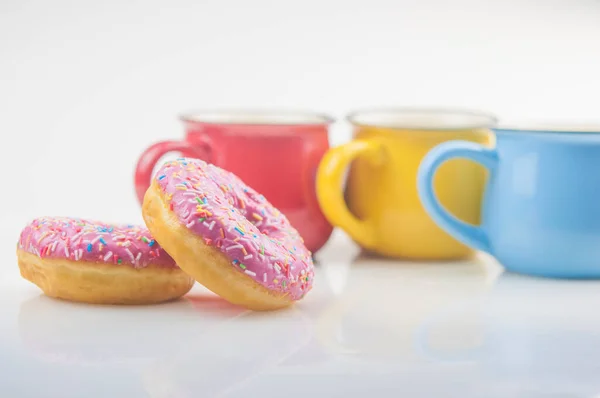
[[495, 123, 600, 135], [179, 109, 335, 126], [346, 107, 498, 131]]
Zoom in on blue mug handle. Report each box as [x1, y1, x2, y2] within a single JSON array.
[[417, 141, 498, 254]]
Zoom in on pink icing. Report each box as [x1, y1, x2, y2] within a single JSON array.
[[155, 158, 314, 300], [18, 217, 177, 268]]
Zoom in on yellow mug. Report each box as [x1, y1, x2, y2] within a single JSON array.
[[316, 108, 497, 260]]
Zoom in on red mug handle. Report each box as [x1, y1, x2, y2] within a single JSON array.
[[134, 139, 212, 204]]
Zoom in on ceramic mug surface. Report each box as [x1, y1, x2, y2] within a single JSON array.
[[316, 108, 496, 260], [418, 123, 600, 277], [134, 110, 335, 254]]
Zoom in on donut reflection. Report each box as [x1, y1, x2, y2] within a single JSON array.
[[18, 289, 246, 365], [142, 308, 312, 398]]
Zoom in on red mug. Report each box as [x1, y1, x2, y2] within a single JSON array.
[[134, 110, 335, 254]]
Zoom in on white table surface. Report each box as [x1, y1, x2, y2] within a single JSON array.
[[2, 229, 600, 398]]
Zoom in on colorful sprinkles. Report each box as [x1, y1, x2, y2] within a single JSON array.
[[17, 217, 178, 269], [155, 157, 314, 300]]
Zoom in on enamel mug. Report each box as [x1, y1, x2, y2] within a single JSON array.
[[418, 124, 600, 278], [316, 108, 496, 260], [134, 110, 335, 254]]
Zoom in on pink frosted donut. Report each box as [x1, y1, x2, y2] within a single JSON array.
[[142, 158, 315, 310], [17, 217, 195, 304]]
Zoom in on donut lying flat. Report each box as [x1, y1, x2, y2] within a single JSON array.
[[142, 158, 315, 311], [17, 217, 195, 304]]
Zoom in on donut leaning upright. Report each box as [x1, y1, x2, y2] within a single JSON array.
[[142, 158, 315, 311]]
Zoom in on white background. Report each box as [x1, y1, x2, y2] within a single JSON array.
[[2, 0, 600, 278]]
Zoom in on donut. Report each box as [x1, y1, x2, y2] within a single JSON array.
[[142, 158, 315, 311], [17, 217, 195, 304]]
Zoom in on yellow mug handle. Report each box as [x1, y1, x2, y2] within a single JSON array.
[[316, 139, 385, 249]]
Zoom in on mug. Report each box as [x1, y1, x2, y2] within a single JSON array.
[[418, 123, 600, 278], [316, 108, 496, 260], [134, 110, 335, 254]]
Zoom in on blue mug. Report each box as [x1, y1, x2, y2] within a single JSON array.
[[417, 125, 600, 278]]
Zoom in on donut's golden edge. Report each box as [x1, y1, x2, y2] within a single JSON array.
[[142, 180, 294, 311], [17, 250, 195, 305]]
